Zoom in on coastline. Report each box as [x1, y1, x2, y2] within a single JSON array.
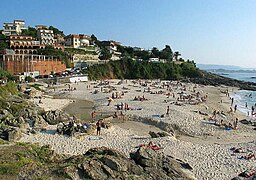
[[20, 79, 256, 179]]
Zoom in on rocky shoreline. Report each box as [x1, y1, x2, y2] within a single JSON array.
[[183, 71, 256, 91]]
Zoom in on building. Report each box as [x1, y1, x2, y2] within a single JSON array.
[[0, 53, 66, 75], [149, 58, 160, 62], [64, 34, 91, 48], [36, 25, 56, 45], [101, 41, 122, 60], [2, 20, 26, 36], [101, 41, 121, 54], [9, 35, 41, 54]]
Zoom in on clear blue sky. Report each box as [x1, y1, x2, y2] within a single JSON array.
[[1, 0, 256, 68]]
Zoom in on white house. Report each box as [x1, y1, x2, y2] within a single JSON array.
[[64, 34, 91, 48]]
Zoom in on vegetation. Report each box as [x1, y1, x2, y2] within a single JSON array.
[[0, 143, 58, 178], [0, 34, 8, 51], [99, 48, 112, 60], [21, 26, 37, 39], [0, 69, 15, 81], [117, 45, 173, 61], [49, 26, 65, 36], [29, 83, 43, 91], [86, 58, 203, 80], [25, 76, 34, 82], [0, 81, 18, 97], [37, 46, 71, 67]]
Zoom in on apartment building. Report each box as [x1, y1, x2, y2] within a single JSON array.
[[36, 25, 56, 45], [2, 20, 26, 36], [9, 35, 41, 54]]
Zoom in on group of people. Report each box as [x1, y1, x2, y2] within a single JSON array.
[[116, 102, 129, 111], [133, 95, 148, 101]]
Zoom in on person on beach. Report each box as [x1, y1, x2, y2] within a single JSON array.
[[234, 104, 237, 113], [120, 111, 125, 121], [231, 98, 234, 106], [96, 120, 101, 136], [233, 118, 238, 129], [107, 97, 113, 106], [166, 106, 170, 115], [91, 111, 96, 120]]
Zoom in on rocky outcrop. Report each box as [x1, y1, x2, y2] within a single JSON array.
[[42, 110, 70, 125], [183, 71, 256, 91], [0, 95, 64, 141], [60, 146, 196, 180], [131, 146, 196, 179], [1, 143, 195, 179]]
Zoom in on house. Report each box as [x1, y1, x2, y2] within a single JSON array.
[[149, 58, 160, 62], [101, 41, 122, 60], [64, 34, 91, 48], [2, 20, 26, 36], [101, 41, 120, 54], [133, 47, 144, 51]]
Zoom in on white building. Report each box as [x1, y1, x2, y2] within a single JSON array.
[[149, 58, 160, 62], [36, 25, 56, 45], [64, 34, 91, 48], [2, 20, 26, 36]]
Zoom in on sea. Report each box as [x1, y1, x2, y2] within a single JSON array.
[[213, 71, 256, 120]]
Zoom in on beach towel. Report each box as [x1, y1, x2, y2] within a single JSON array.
[[152, 115, 160, 118], [89, 136, 103, 140], [224, 127, 232, 130], [129, 108, 143, 110]]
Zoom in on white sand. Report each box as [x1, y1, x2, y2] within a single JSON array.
[[20, 79, 256, 180]]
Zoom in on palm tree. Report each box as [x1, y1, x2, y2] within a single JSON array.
[[173, 51, 181, 61]]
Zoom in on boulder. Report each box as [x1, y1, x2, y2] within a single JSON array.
[[131, 146, 196, 179], [7, 127, 22, 141], [42, 110, 70, 125], [63, 166, 80, 180]]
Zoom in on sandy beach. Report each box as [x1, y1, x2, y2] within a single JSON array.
[[20, 79, 256, 179]]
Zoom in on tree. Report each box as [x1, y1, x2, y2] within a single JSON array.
[[151, 47, 160, 58], [91, 34, 97, 42], [99, 48, 112, 60], [160, 45, 173, 61], [21, 26, 37, 39], [0, 42, 8, 50], [173, 51, 181, 61], [49, 26, 64, 36], [37, 46, 70, 67]]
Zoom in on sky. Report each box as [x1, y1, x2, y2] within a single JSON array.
[[1, 0, 256, 68]]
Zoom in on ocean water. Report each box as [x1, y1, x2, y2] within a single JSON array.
[[215, 71, 256, 119], [216, 72, 256, 83]]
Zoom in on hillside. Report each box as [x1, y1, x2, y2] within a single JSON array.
[[86, 58, 203, 80]]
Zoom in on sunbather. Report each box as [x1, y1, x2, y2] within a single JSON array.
[[240, 153, 256, 160], [139, 142, 161, 150]]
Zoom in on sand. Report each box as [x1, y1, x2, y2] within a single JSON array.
[[20, 79, 256, 180]]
